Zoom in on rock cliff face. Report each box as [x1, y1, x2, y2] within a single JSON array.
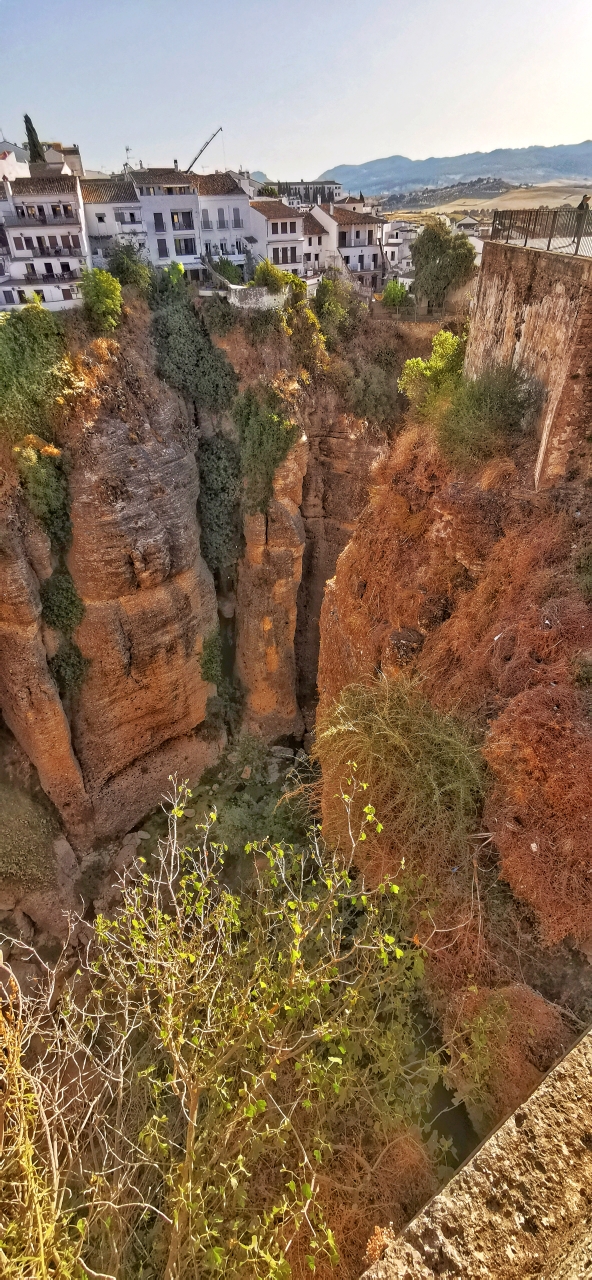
[[0, 304, 221, 845]]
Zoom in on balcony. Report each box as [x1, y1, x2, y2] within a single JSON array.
[[201, 220, 214, 232], [217, 219, 229, 229], [232, 219, 244, 229], [337, 235, 376, 249], [272, 254, 303, 265], [13, 245, 84, 259], [37, 270, 82, 284], [4, 212, 80, 228]]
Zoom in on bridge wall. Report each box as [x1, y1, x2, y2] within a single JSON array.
[[465, 241, 592, 489]]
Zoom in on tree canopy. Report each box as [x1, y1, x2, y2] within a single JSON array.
[[411, 220, 476, 307], [24, 113, 45, 164]]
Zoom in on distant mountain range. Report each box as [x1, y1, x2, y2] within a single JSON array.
[[317, 142, 592, 195]]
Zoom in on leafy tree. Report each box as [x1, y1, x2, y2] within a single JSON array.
[[213, 256, 243, 285], [198, 433, 242, 572], [312, 274, 365, 346], [150, 260, 187, 305], [252, 260, 292, 294], [3, 781, 440, 1278], [398, 329, 465, 405], [80, 267, 122, 332], [105, 240, 152, 294], [24, 112, 45, 164], [258, 183, 278, 196], [382, 279, 409, 308], [284, 300, 328, 375], [0, 298, 68, 441], [40, 569, 85, 634], [411, 220, 476, 307], [152, 298, 237, 413], [234, 385, 300, 512]]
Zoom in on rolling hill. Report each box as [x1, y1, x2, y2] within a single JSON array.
[[317, 141, 592, 195]]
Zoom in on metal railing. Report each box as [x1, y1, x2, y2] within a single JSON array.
[[13, 245, 83, 258], [491, 207, 592, 258], [4, 212, 80, 227]]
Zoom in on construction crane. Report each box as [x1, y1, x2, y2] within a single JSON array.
[[187, 127, 223, 173]]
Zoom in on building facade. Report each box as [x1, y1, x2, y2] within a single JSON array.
[[130, 168, 252, 279], [0, 174, 90, 310], [248, 199, 328, 276], [313, 203, 386, 290]]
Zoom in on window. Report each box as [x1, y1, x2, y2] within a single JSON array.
[[60, 262, 72, 273], [71, 235, 81, 249], [62, 289, 72, 301], [272, 247, 280, 264], [318, 236, 322, 246], [37, 236, 46, 251], [61, 236, 71, 249], [154, 212, 165, 232], [281, 221, 287, 234], [355, 229, 360, 240], [174, 237, 196, 255], [290, 221, 296, 233], [314, 253, 319, 263], [290, 246, 297, 263], [18, 290, 27, 304], [201, 211, 213, 230], [236, 239, 244, 253], [165, 187, 174, 195], [48, 236, 58, 248], [372, 253, 378, 268], [129, 211, 137, 223], [24, 238, 34, 251], [13, 236, 23, 251], [232, 207, 242, 228], [97, 213, 106, 224], [15, 206, 25, 219], [217, 208, 227, 229], [34, 290, 45, 301], [3, 290, 14, 304], [157, 238, 169, 258], [63, 205, 73, 218], [26, 206, 36, 218], [271, 222, 278, 235], [44, 262, 54, 275], [37, 206, 46, 220], [308, 237, 312, 247], [171, 211, 194, 230], [281, 247, 289, 264], [220, 242, 228, 256], [343, 256, 350, 265], [304, 253, 311, 263], [358, 254, 364, 266], [25, 264, 37, 278], [204, 241, 211, 255]]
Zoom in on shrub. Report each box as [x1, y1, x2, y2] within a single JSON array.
[[258, 182, 278, 196], [240, 307, 284, 343], [40, 570, 85, 634], [150, 260, 187, 305], [346, 362, 399, 426], [314, 675, 486, 880], [105, 240, 152, 294], [575, 546, 592, 602], [398, 328, 465, 406], [411, 220, 476, 307], [80, 267, 122, 332], [312, 275, 365, 346], [201, 294, 236, 336], [198, 433, 242, 573], [0, 299, 67, 442], [48, 637, 89, 694], [437, 366, 540, 463], [251, 259, 292, 294], [213, 256, 242, 285], [3, 782, 440, 1278], [382, 279, 409, 308], [284, 300, 328, 374], [234, 386, 300, 513], [152, 298, 237, 412], [14, 438, 72, 548], [200, 628, 223, 686]]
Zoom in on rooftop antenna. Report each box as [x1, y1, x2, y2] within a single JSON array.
[[187, 126, 223, 173], [124, 145, 132, 174]]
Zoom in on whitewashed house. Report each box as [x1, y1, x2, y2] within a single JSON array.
[[82, 178, 147, 268], [248, 199, 329, 276], [0, 174, 90, 310], [382, 219, 420, 278], [130, 168, 252, 280], [312, 203, 385, 290]]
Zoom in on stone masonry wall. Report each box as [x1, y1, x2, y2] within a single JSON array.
[[465, 242, 592, 489]]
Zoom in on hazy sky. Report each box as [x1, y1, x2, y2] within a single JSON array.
[[2, 0, 591, 177]]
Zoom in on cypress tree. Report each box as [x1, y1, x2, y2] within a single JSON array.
[[24, 114, 45, 164]]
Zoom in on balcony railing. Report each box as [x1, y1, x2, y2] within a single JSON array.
[[217, 219, 229, 229], [337, 236, 376, 249], [272, 254, 303, 265], [34, 270, 82, 283], [491, 207, 592, 259], [232, 219, 244, 229], [201, 220, 213, 231], [13, 245, 84, 259], [4, 212, 80, 228]]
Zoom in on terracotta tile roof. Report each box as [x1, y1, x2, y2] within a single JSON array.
[[130, 169, 199, 189], [195, 172, 244, 196], [11, 176, 78, 196], [320, 203, 383, 226], [81, 178, 140, 204], [250, 200, 301, 221], [302, 212, 327, 236]]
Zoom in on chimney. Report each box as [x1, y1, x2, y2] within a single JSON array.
[[174, 158, 178, 170], [329, 201, 334, 214]]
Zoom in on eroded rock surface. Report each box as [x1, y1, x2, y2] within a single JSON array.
[[362, 1028, 592, 1279]]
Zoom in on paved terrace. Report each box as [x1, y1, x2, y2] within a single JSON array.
[[362, 1027, 592, 1279]]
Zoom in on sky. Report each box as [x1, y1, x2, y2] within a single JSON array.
[[2, 0, 591, 178]]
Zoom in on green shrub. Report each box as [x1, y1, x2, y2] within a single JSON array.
[[575, 546, 592, 603], [284, 300, 328, 373], [48, 638, 89, 694], [347, 361, 399, 426], [314, 675, 486, 879], [80, 268, 122, 333], [251, 260, 292, 294], [382, 279, 409, 308], [0, 299, 66, 442], [200, 629, 223, 687], [234, 386, 299, 513], [313, 275, 365, 345], [150, 261, 187, 306], [213, 256, 242, 285], [201, 294, 236, 336], [437, 366, 540, 463], [152, 298, 237, 412], [198, 433, 242, 573], [240, 307, 284, 343], [40, 570, 85, 634], [105, 241, 152, 294], [14, 441, 72, 548], [398, 328, 465, 405]]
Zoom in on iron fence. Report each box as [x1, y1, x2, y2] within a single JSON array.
[[491, 207, 592, 258]]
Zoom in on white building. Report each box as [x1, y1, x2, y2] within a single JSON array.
[[248, 199, 329, 276], [382, 219, 420, 277], [130, 168, 252, 280], [312, 203, 385, 290], [276, 180, 343, 207], [82, 178, 147, 269], [0, 143, 30, 181], [0, 174, 90, 310]]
